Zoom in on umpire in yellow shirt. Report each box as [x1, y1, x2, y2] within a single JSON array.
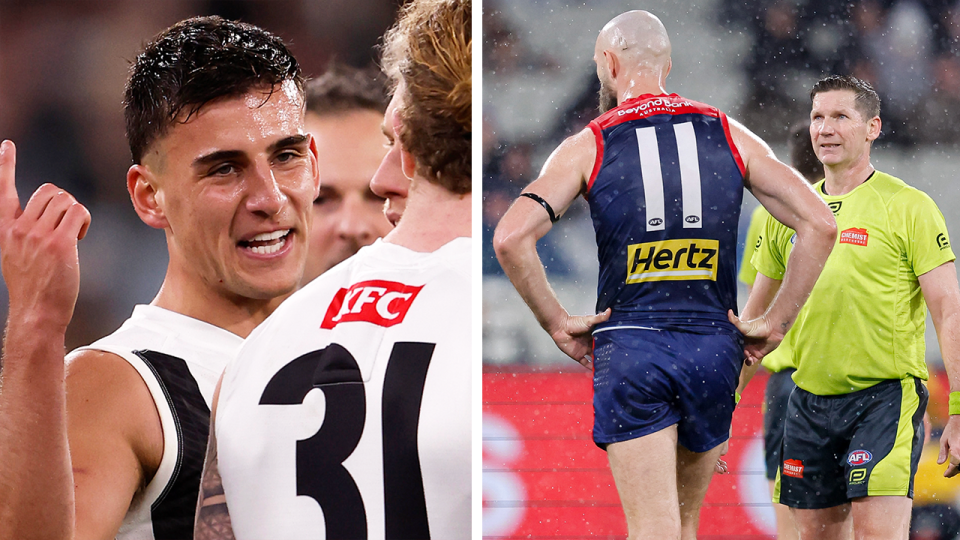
[[741, 75, 960, 540]]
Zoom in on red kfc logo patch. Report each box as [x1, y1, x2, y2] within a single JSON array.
[[839, 227, 869, 247], [321, 280, 423, 329], [783, 459, 804, 478]]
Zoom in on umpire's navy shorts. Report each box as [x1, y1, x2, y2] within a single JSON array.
[[591, 327, 743, 453]]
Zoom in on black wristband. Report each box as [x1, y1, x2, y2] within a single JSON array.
[[520, 192, 560, 223]]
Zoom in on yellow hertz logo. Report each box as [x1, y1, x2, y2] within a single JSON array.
[[626, 239, 719, 283]]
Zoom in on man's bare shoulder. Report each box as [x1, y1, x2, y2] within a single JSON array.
[[725, 116, 774, 163], [64, 348, 164, 477], [535, 126, 597, 193], [66, 348, 147, 390], [560, 126, 598, 159]]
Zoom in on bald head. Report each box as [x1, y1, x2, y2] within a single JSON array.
[[594, 10, 671, 106]]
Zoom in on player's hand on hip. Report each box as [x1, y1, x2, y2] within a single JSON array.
[[727, 310, 781, 366], [938, 415, 960, 478], [0, 140, 91, 329], [550, 308, 611, 369]]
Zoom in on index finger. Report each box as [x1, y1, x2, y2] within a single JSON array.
[[0, 140, 22, 220]]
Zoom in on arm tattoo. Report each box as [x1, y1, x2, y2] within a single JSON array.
[[194, 420, 235, 539]]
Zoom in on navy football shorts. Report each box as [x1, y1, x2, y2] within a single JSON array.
[[591, 327, 743, 452], [763, 368, 797, 480], [775, 378, 927, 509]]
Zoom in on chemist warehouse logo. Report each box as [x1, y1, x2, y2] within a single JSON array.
[[782, 459, 804, 478], [321, 280, 423, 329], [626, 239, 719, 284], [839, 227, 869, 247]]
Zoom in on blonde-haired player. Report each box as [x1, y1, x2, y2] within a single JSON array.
[[194, 1, 472, 537]]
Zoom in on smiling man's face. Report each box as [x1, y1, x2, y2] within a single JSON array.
[[140, 83, 319, 300]]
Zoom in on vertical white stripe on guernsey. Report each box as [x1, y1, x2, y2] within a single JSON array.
[[674, 122, 702, 229], [636, 126, 665, 231]]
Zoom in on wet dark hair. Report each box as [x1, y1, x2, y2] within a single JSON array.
[[810, 75, 881, 121], [306, 62, 388, 116], [123, 16, 303, 164], [788, 122, 823, 184]]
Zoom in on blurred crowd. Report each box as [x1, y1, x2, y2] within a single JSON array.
[[723, 0, 960, 146], [0, 0, 399, 349]]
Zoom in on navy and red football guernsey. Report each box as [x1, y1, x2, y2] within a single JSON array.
[[586, 93, 746, 332]]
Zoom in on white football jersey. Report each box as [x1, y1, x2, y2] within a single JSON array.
[[217, 238, 471, 539], [73, 304, 241, 540]]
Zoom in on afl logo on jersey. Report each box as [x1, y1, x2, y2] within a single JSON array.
[[847, 450, 872, 466], [321, 280, 423, 329], [648, 217, 663, 227], [684, 215, 700, 224], [828, 201, 842, 215]]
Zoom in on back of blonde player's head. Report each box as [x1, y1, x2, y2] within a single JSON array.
[[381, 0, 471, 194]]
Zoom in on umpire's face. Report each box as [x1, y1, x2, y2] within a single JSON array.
[[810, 89, 881, 170]]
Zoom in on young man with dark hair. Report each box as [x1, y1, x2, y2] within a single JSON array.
[[195, 1, 471, 537], [302, 63, 394, 285], [744, 74, 960, 539], [494, 10, 836, 540], [0, 16, 318, 540]]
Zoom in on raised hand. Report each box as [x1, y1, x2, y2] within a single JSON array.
[[549, 308, 611, 368], [0, 140, 91, 330]]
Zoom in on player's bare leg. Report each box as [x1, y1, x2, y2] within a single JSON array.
[[676, 441, 725, 540], [607, 426, 681, 540], [768, 480, 800, 540], [793, 504, 852, 540], [851, 496, 911, 540]]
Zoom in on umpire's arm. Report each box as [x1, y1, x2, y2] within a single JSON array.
[[493, 128, 610, 367], [919, 262, 960, 477]]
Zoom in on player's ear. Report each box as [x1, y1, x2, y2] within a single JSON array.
[[127, 164, 169, 230], [307, 133, 321, 199], [604, 49, 619, 80], [399, 145, 417, 181], [866, 115, 881, 142], [390, 107, 417, 181]]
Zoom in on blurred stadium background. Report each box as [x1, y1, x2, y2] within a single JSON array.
[[0, 0, 400, 349], [482, 0, 960, 538]]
